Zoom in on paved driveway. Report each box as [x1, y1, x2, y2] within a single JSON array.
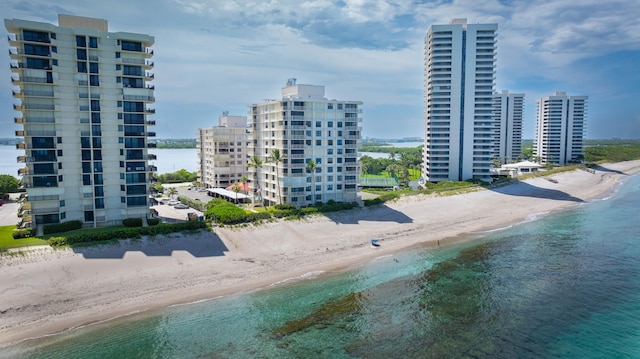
[[0, 201, 19, 226]]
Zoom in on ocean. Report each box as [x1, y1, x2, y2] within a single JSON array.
[[1, 173, 639, 358]]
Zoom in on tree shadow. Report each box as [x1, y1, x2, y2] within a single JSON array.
[[490, 180, 585, 203], [71, 230, 229, 259], [321, 204, 414, 225]]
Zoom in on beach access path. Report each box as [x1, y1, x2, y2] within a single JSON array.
[[1, 160, 639, 345]]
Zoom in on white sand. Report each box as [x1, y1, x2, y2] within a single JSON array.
[[1, 161, 639, 345]]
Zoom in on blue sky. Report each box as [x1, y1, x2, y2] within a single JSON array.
[[2, 0, 639, 140]]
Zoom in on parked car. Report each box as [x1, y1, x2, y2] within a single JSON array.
[[167, 200, 179, 206], [174, 204, 189, 209]]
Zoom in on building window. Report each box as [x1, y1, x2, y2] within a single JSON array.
[[83, 175, 91, 185], [77, 49, 87, 60], [84, 211, 94, 222], [60, 212, 66, 220], [77, 62, 87, 73], [89, 62, 99, 73], [90, 75, 99, 86], [89, 37, 98, 48], [328, 103, 333, 110], [60, 200, 65, 207], [76, 36, 86, 47]]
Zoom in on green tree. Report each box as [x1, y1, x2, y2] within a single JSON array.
[[231, 182, 241, 204], [240, 175, 248, 196], [0, 174, 19, 200], [247, 156, 264, 205], [306, 159, 318, 204], [167, 187, 178, 199], [268, 149, 285, 205]]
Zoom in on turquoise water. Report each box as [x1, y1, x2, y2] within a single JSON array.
[[2, 174, 640, 358]]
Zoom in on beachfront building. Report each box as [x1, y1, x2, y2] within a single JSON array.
[[6, 15, 155, 232], [248, 79, 362, 206], [493, 90, 524, 163], [423, 18, 498, 182], [533, 92, 588, 165], [197, 113, 249, 188]]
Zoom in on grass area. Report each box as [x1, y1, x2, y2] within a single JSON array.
[[0, 225, 48, 250]]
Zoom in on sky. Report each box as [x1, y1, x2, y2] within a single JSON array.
[[1, 0, 639, 140]]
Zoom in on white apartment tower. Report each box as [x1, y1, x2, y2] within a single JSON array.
[[249, 79, 362, 206], [6, 15, 155, 231], [493, 90, 524, 162], [533, 92, 587, 165], [423, 18, 497, 182], [197, 113, 249, 188]]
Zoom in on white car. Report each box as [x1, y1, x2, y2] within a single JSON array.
[[167, 200, 179, 206], [174, 204, 189, 209]]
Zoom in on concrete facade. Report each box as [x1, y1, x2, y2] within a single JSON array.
[[423, 18, 498, 182], [6, 14, 155, 230], [533, 92, 588, 165], [248, 79, 362, 206], [493, 90, 524, 162], [197, 113, 249, 188]]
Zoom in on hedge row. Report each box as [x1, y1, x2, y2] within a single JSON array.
[[43, 220, 82, 235], [178, 195, 206, 211], [12, 228, 35, 239], [123, 218, 143, 227], [48, 221, 207, 247], [363, 192, 401, 206]]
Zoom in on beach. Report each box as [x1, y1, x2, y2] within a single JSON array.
[[1, 161, 639, 346]]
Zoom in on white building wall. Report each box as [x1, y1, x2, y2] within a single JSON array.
[[249, 81, 362, 207], [423, 18, 497, 182], [6, 15, 155, 230], [493, 90, 524, 162], [533, 92, 587, 165]]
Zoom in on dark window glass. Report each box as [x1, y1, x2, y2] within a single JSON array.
[[23, 30, 49, 42], [89, 37, 98, 48], [81, 137, 90, 148], [76, 36, 86, 47], [89, 75, 99, 86], [76, 49, 87, 60], [84, 211, 94, 222], [121, 40, 142, 51], [83, 174, 91, 185], [95, 198, 104, 209], [89, 62, 99, 73], [77, 61, 87, 73], [92, 137, 102, 148]]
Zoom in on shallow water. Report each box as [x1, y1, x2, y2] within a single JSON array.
[[2, 174, 639, 358]]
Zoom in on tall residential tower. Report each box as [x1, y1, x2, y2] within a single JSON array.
[[533, 92, 587, 165], [6, 14, 155, 231], [493, 90, 524, 162], [423, 18, 497, 182], [197, 113, 249, 188], [249, 79, 362, 206]]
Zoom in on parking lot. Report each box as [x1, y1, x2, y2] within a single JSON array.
[[0, 201, 19, 226], [152, 183, 206, 222]]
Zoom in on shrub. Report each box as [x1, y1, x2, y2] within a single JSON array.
[[245, 211, 272, 223], [48, 221, 208, 247], [147, 218, 160, 226], [12, 228, 34, 239], [43, 220, 82, 235], [364, 198, 383, 207], [207, 205, 246, 224], [123, 218, 143, 227], [274, 203, 297, 211]]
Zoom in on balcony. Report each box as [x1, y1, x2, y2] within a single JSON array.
[[148, 165, 157, 172], [15, 130, 24, 137], [18, 167, 29, 175], [147, 154, 157, 160], [31, 207, 59, 215], [14, 117, 24, 124], [146, 120, 156, 126], [147, 143, 156, 148], [13, 104, 23, 111], [146, 108, 155, 114], [16, 143, 26, 149]]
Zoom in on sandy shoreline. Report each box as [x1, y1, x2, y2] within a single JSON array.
[[1, 161, 639, 346]]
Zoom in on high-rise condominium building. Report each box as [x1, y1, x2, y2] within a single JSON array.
[[6, 14, 155, 232], [248, 79, 362, 206], [533, 92, 587, 165], [197, 113, 249, 188], [423, 18, 497, 182], [493, 90, 524, 162]]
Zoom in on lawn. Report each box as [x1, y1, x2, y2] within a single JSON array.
[[0, 225, 49, 250]]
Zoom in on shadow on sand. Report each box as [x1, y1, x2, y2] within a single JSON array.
[[592, 165, 627, 176], [71, 230, 229, 259], [322, 204, 414, 225], [490, 180, 585, 203]]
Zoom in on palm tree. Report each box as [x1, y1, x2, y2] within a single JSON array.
[[231, 182, 241, 204], [306, 159, 317, 205], [248, 155, 263, 205], [240, 175, 248, 196], [267, 149, 285, 205], [167, 187, 178, 199]]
